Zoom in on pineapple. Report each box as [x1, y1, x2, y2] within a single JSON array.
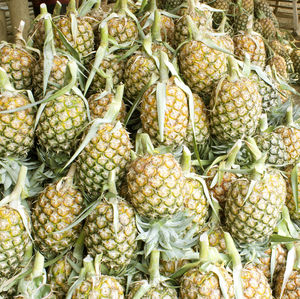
[[70, 255, 125, 298], [35, 61, 88, 168], [291, 49, 300, 76], [100, 0, 138, 45], [180, 233, 234, 298], [285, 164, 300, 222], [84, 171, 138, 274], [140, 0, 175, 44], [209, 57, 262, 143], [0, 22, 36, 91], [224, 139, 286, 244], [75, 85, 132, 200], [224, 232, 274, 298], [127, 134, 185, 219], [179, 16, 227, 97], [124, 11, 172, 100], [53, 0, 94, 58], [48, 233, 84, 298], [0, 68, 35, 158], [32, 164, 84, 255], [157, 0, 185, 10], [233, 16, 266, 68], [140, 52, 189, 147], [0, 166, 31, 283], [258, 16, 277, 40], [274, 106, 300, 165], [174, 0, 212, 48]]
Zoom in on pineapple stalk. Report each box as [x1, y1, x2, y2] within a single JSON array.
[[67, 0, 77, 14], [224, 232, 244, 299], [149, 250, 161, 285], [151, 10, 162, 42], [53, 1, 62, 16], [181, 145, 192, 173]]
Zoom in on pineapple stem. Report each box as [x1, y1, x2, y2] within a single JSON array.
[[218, 14, 226, 33], [15, 21, 26, 47], [181, 145, 191, 173], [140, 133, 156, 155], [67, 163, 77, 178], [188, 0, 196, 12], [159, 50, 169, 82], [227, 56, 240, 82], [149, 249, 161, 285], [44, 10, 56, 55], [53, 1, 62, 16], [0, 67, 15, 92], [295, 245, 300, 270], [286, 104, 293, 126], [225, 140, 242, 169], [108, 170, 118, 195], [39, 3, 48, 15], [224, 232, 242, 268], [95, 0, 101, 9], [119, 0, 128, 12], [105, 71, 114, 93], [152, 10, 162, 42], [4, 165, 27, 206], [246, 137, 262, 161], [259, 114, 268, 132], [148, 0, 157, 11], [31, 252, 45, 278], [21, 243, 33, 267], [83, 256, 96, 276], [186, 15, 202, 41], [67, 0, 77, 14], [199, 232, 209, 262], [73, 231, 85, 262], [104, 84, 124, 122], [246, 15, 254, 34]]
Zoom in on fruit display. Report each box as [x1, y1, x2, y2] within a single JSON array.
[[1, 0, 300, 297]]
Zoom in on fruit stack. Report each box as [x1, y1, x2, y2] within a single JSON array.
[[0, 0, 300, 297]]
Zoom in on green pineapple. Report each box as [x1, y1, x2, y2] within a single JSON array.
[[224, 139, 286, 244], [0, 166, 31, 283], [209, 57, 262, 143], [32, 164, 84, 255], [84, 170, 138, 274], [0, 68, 35, 158]]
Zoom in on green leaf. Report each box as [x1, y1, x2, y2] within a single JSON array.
[[291, 164, 299, 212]]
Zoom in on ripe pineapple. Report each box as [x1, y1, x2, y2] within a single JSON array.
[[36, 75, 88, 168], [140, 0, 175, 44], [180, 233, 234, 298], [124, 12, 172, 100], [209, 57, 262, 143], [0, 68, 35, 158], [174, 0, 212, 48], [268, 54, 288, 78], [84, 171, 138, 274], [88, 92, 127, 122], [53, 0, 94, 58], [258, 16, 277, 40], [179, 16, 227, 97], [101, 0, 138, 45], [70, 256, 124, 298], [224, 141, 286, 244], [0, 166, 31, 283], [32, 164, 84, 255], [140, 51, 189, 147], [291, 49, 300, 75], [224, 232, 274, 298], [274, 107, 300, 165], [127, 149, 184, 218], [48, 232, 84, 298], [75, 85, 132, 200], [0, 22, 36, 91], [274, 266, 300, 298]]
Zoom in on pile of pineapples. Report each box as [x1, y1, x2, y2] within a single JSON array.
[[1, 0, 300, 297]]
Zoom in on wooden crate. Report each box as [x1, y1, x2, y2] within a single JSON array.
[[0, 0, 34, 42]]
